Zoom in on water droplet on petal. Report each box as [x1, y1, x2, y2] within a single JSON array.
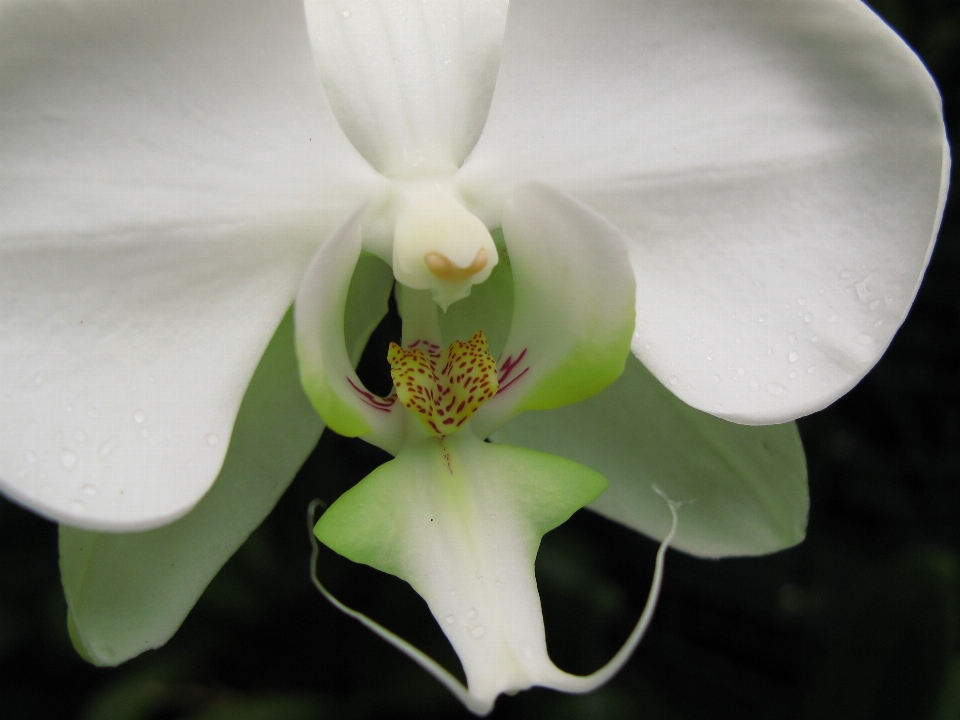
[[766, 383, 788, 397], [750, 379, 760, 390], [341, 8, 351, 16], [669, 376, 679, 387], [797, 297, 806, 306], [520, 641, 534, 659], [789, 371, 798, 379], [81, 484, 97, 497], [445, 614, 455, 624], [470, 626, 486, 638], [807, 365, 816, 374], [206, 433, 219, 446], [811, 335, 819, 343], [494, 578, 506, 589], [99, 439, 118, 458], [464, 608, 477, 620], [803, 313, 813, 324], [788, 351, 798, 363], [133, 410, 145, 424], [60, 451, 77, 469], [69, 500, 85, 513], [74, 430, 87, 442]]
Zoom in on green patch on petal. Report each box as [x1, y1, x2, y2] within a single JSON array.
[[314, 432, 606, 704]]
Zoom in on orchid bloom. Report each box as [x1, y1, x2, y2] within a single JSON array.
[[0, 0, 948, 715]]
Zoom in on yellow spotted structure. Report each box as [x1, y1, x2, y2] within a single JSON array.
[[388, 331, 499, 436]]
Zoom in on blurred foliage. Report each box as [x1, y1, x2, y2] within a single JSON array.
[[2, 1, 959, 719]]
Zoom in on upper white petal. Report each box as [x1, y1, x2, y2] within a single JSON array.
[[304, 0, 508, 178], [0, 0, 380, 529], [459, 0, 948, 423]]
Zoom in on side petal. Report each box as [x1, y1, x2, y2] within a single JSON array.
[[0, 0, 381, 530], [471, 182, 635, 438], [493, 354, 808, 558], [0, 221, 318, 530], [0, 0, 381, 242], [459, 0, 948, 423], [315, 430, 606, 708], [303, 0, 508, 177], [295, 209, 402, 454], [60, 311, 324, 666]]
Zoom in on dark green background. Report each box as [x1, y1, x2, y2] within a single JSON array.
[[2, 1, 958, 718]]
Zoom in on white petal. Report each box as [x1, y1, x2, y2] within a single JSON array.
[[295, 209, 403, 454], [60, 311, 323, 666], [0, 0, 381, 529], [459, 0, 948, 423], [314, 430, 606, 707], [494, 354, 808, 558], [0, 0, 382, 240], [0, 221, 318, 530], [303, 0, 508, 177], [472, 183, 635, 438]]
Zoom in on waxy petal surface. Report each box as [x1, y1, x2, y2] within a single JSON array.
[[295, 209, 401, 453], [495, 354, 808, 558], [472, 183, 635, 438], [460, 0, 948, 423], [304, 0, 508, 177], [315, 430, 606, 708], [0, 0, 379, 529], [60, 312, 323, 665]]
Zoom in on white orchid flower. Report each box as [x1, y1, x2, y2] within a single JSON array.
[[0, 0, 948, 715]]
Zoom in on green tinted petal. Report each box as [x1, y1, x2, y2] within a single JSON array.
[[472, 182, 635, 438], [494, 354, 808, 558], [315, 430, 605, 706], [295, 209, 402, 453], [60, 311, 323, 665]]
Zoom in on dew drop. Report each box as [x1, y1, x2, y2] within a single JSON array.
[[133, 410, 145, 424], [807, 365, 816, 374], [464, 608, 477, 620], [788, 351, 798, 363], [341, 8, 351, 16], [520, 641, 534, 659], [99, 439, 118, 458], [644, 342, 652, 351], [470, 626, 486, 639], [206, 433, 219, 446], [797, 297, 806, 306], [81, 484, 98, 497], [445, 614, 455, 624], [494, 578, 506, 589], [74, 430, 87, 442], [706, 354, 714, 362], [25, 450, 38, 464], [811, 335, 819, 344], [766, 383, 788, 397], [69, 500, 85, 514], [749, 379, 760, 390], [489, 513, 497, 521], [669, 376, 679, 387], [737, 367, 745, 376], [803, 313, 813, 324], [854, 333, 874, 345], [757, 316, 765, 324], [60, 450, 77, 469], [789, 371, 798, 380]]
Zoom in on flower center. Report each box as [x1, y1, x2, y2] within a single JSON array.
[[391, 190, 498, 310], [388, 331, 498, 436]]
